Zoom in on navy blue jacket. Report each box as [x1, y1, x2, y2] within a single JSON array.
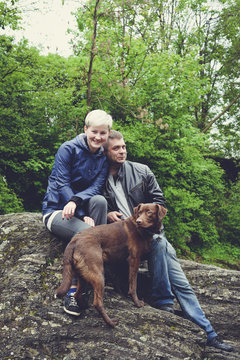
[[42, 134, 109, 218]]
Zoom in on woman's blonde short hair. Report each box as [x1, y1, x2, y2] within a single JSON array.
[[85, 110, 113, 129]]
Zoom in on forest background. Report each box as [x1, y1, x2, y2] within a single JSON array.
[[0, 0, 239, 268]]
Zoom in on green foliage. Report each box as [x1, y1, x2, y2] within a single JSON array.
[[0, 0, 21, 30], [200, 242, 240, 270], [0, 176, 23, 214], [0, 37, 79, 210]]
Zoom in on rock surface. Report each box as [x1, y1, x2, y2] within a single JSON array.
[[0, 212, 239, 360]]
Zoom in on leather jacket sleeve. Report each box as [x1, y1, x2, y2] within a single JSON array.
[[143, 166, 166, 207]]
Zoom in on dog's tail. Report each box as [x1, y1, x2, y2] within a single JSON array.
[[55, 243, 75, 298]]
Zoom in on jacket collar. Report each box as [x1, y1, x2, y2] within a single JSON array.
[[116, 162, 126, 180]]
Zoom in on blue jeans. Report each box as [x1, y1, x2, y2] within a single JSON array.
[[148, 232, 217, 341]]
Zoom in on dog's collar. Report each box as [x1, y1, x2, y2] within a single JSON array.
[[140, 226, 159, 236]]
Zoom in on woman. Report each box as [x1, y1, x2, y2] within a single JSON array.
[[42, 109, 112, 315]]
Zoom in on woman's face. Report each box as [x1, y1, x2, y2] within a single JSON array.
[[84, 125, 109, 153]]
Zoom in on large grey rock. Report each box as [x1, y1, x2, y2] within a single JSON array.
[[0, 213, 239, 360]]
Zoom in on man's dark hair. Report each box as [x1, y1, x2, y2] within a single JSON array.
[[104, 130, 123, 151]]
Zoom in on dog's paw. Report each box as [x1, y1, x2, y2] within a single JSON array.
[[108, 318, 119, 327], [136, 299, 145, 308]]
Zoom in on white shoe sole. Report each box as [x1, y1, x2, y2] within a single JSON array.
[[63, 306, 81, 316]]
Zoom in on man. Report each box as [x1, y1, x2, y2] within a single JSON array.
[[102, 130, 233, 352]]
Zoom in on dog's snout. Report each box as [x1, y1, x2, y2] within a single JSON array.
[[136, 218, 142, 224]]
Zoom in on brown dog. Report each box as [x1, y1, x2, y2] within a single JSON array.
[[55, 203, 167, 327]]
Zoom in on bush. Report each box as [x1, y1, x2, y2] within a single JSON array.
[[0, 176, 24, 214]]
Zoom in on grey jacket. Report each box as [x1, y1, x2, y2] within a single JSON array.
[[103, 160, 166, 214]]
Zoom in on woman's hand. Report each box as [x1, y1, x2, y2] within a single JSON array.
[[62, 201, 95, 226], [83, 216, 95, 227], [62, 201, 77, 220]]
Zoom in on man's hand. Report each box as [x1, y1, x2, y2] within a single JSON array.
[[62, 201, 76, 220], [107, 211, 123, 223], [83, 216, 95, 227]]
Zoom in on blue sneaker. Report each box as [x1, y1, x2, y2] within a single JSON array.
[[63, 294, 81, 316]]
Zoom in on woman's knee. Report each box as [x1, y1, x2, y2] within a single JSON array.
[[89, 195, 107, 209]]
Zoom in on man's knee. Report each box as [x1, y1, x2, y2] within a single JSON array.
[[152, 233, 168, 251]]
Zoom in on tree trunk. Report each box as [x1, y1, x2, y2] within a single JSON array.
[[202, 93, 240, 133], [87, 0, 101, 107]]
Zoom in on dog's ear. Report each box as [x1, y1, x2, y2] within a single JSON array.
[[133, 203, 142, 217], [157, 204, 167, 220]]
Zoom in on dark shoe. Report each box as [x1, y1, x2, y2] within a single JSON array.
[[63, 294, 81, 316], [154, 303, 174, 314], [138, 260, 149, 273], [207, 336, 233, 352]]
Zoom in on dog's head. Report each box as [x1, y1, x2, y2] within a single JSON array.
[[133, 203, 167, 232]]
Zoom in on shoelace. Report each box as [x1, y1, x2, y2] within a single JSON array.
[[69, 295, 78, 307]]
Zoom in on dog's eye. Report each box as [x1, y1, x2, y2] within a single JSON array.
[[147, 211, 153, 217]]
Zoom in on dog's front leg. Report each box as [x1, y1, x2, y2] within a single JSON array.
[[128, 256, 144, 308]]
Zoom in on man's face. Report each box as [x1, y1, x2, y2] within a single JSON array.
[[106, 137, 127, 165]]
